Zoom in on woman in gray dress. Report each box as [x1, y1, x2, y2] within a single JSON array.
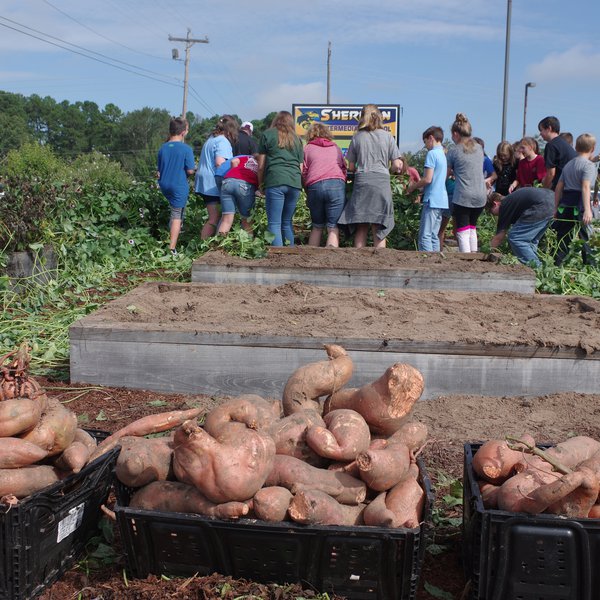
[[338, 104, 402, 247]]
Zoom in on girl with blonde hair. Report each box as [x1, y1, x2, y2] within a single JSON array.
[[337, 104, 402, 247], [302, 122, 347, 247], [257, 111, 304, 246], [446, 113, 487, 252], [490, 141, 518, 195]]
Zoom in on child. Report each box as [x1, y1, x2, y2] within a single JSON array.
[[157, 117, 195, 255], [489, 141, 518, 195], [516, 137, 546, 188], [553, 133, 597, 266], [407, 126, 448, 251]]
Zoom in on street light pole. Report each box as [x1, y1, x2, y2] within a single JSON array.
[[501, 0, 512, 142], [522, 82, 536, 138]]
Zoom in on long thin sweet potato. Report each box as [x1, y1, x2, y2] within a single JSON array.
[[115, 435, 174, 487], [265, 454, 366, 505], [0, 398, 42, 437], [0, 465, 62, 498], [282, 344, 353, 415], [90, 407, 203, 461], [130, 480, 250, 518], [173, 419, 275, 504], [252, 486, 293, 522], [323, 363, 424, 435], [288, 489, 365, 526], [305, 409, 371, 462], [0, 437, 48, 468]]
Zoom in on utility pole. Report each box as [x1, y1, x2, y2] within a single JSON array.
[[501, 0, 512, 141], [326, 41, 331, 104], [169, 29, 208, 117]]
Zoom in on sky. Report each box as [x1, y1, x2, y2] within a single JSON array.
[[2, 0, 600, 154]]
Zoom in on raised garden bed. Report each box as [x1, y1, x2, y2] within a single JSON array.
[[69, 281, 600, 399], [191, 248, 536, 293]]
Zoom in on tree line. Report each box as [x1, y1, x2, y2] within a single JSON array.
[[0, 90, 276, 177]]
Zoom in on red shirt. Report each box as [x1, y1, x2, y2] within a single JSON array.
[[517, 155, 546, 187], [224, 155, 259, 186]]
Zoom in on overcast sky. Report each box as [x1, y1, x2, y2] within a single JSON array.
[[2, 0, 600, 153]]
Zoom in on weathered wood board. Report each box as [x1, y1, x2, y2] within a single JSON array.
[[191, 249, 536, 293], [70, 328, 599, 400]]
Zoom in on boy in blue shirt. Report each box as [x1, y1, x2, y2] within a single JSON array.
[[157, 117, 196, 255], [407, 126, 449, 251]]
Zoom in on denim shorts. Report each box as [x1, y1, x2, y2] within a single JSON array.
[[220, 177, 257, 217], [306, 178, 346, 228], [196, 193, 220, 205]]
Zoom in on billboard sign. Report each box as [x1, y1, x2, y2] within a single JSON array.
[[292, 104, 400, 154]]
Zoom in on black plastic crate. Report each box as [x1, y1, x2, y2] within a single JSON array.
[[463, 442, 600, 600], [0, 430, 117, 600], [115, 458, 433, 600]]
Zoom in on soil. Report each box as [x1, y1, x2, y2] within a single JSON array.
[[34, 377, 600, 600], [82, 280, 600, 354]]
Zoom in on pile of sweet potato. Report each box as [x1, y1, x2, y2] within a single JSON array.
[[112, 344, 429, 528], [473, 435, 600, 518], [0, 344, 104, 501]]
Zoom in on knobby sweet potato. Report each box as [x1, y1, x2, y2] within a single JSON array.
[[115, 435, 174, 487], [0, 398, 42, 437], [356, 440, 411, 492], [20, 398, 77, 456], [130, 480, 250, 518], [173, 419, 275, 504], [0, 465, 62, 498], [323, 363, 424, 435], [386, 420, 429, 453], [362, 463, 425, 528], [269, 409, 326, 466], [282, 344, 353, 416], [252, 486, 293, 522], [0, 343, 48, 408], [473, 434, 535, 484], [265, 454, 366, 505], [305, 409, 371, 462], [204, 395, 281, 438], [0, 437, 48, 468], [288, 489, 365, 526], [90, 407, 203, 461]]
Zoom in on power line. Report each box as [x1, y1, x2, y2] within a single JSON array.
[[0, 16, 180, 85], [41, 0, 172, 62]]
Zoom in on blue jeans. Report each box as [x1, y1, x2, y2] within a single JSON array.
[[508, 217, 552, 266], [306, 179, 346, 228], [265, 185, 300, 246], [220, 178, 256, 217], [418, 204, 442, 251]]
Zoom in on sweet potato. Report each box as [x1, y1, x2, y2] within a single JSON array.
[[53, 441, 90, 473], [20, 398, 77, 456], [323, 363, 424, 435], [356, 440, 411, 492], [305, 409, 371, 461], [173, 419, 275, 503], [288, 489, 365, 526], [363, 464, 425, 528], [0, 437, 48, 468], [265, 454, 366, 505], [204, 395, 281, 438], [479, 481, 500, 509], [252, 486, 293, 522], [282, 344, 353, 415], [269, 409, 326, 466], [515, 436, 600, 474], [115, 435, 174, 487], [386, 420, 429, 453], [0, 343, 48, 408], [130, 480, 250, 518], [0, 398, 42, 437], [588, 504, 600, 518], [73, 428, 98, 453], [473, 434, 535, 484], [90, 407, 203, 461], [0, 465, 62, 498]]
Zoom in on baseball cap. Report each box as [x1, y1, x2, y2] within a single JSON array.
[[241, 121, 253, 133]]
